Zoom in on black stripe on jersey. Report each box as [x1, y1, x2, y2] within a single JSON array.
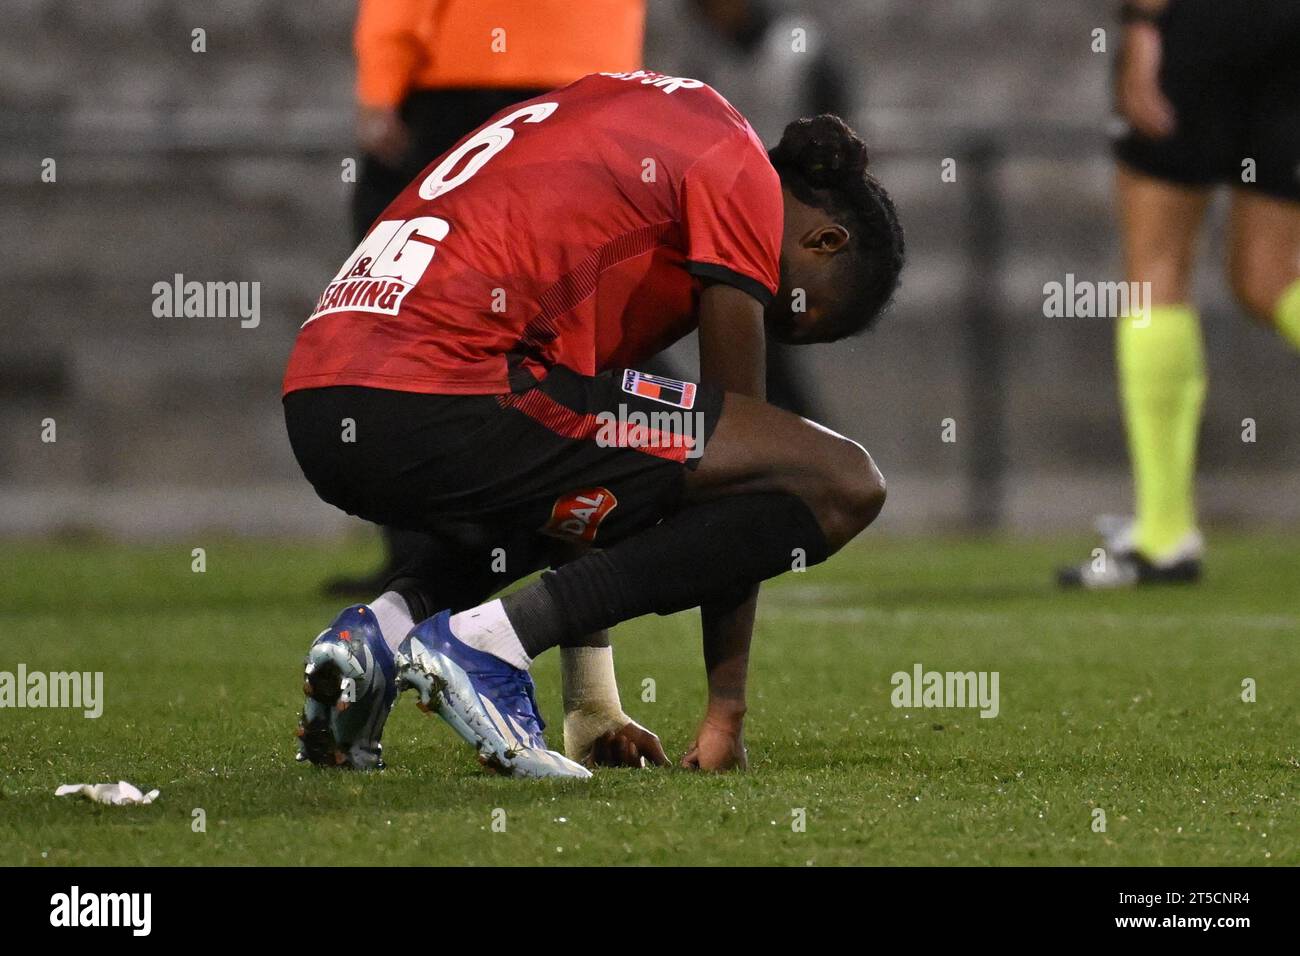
[[685, 261, 775, 308]]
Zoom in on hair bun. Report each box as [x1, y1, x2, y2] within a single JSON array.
[[772, 114, 869, 188]]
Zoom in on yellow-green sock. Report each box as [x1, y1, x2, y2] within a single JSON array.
[[1276, 277, 1300, 352], [1117, 304, 1206, 560]]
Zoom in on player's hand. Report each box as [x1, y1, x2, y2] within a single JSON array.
[[357, 105, 410, 167], [1116, 23, 1175, 139], [680, 714, 748, 772], [586, 720, 670, 768]]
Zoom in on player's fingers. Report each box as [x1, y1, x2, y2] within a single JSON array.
[[588, 730, 645, 768], [586, 730, 616, 766], [633, 729, 670, 767], [1136, 102, 1171, 139], [1128, 89, 1175, 140]]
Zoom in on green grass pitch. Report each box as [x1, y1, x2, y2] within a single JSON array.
[[1, 534, 1295, 866]]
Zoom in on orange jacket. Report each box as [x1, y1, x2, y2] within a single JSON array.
[[355, 0, 645, 108]]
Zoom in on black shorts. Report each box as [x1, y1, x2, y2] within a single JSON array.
[[284, 366, 723, 569], [1113, 0, 1300, 202]]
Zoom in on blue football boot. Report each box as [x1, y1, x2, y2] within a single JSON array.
[[297, 605, 399, 770], [395, 611, 590, 779]]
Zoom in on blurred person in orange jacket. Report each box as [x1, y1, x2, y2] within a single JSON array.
[[352, 0, 644, 241]]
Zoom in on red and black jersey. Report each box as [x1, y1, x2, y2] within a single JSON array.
[[283, 70, 783, 396]]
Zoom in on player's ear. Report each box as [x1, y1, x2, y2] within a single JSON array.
[[801, 223, 851, 255]]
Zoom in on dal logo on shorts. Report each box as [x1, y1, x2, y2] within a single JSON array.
[[544, 488, 618, 543]]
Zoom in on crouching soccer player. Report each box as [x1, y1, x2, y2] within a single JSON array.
[[282, 70, 904, 776]]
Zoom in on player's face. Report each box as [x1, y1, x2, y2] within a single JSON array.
[[766, 251, 849, 345], [769, 196, 854, 343]]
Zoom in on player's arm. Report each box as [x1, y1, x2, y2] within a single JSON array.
[[572, 284, 767, 770], [560, 640, 669, 768], [1116, 0, 1175, 139], [551, 540, 668, 769], [681, 282, 767, 770], [697, 281, 767, 399], [679, 585, 755, 770]]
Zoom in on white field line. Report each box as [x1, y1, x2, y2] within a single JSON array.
[[760, 589, 1298, 632]]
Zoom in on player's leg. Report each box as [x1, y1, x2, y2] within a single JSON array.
[[361, 527, 603, 777], [284, 386, 407, 766], [1060, 3, 1231, 588], [297, 523, 529, 770], [682, 389, 885, 548], [437, 382, 883, 663], [1227, 191, 1300, 345], [378, 520, 542, 640], [1225, 0, 1300, 347], [285, 384, 588, 773], [384, 529, 660, 766], [1225, 25, 1300, 350], [1058, 171, 1211, 588], [299, 523, 599, 776], [388, 367, 881, 773], [1114, 166, 1211, 564]]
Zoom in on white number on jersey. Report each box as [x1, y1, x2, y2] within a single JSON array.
[[306, 103, 558, 324], [418, 102, 558, 200]]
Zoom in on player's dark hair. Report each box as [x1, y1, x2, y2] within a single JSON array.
[[769, 114, 905, 336]]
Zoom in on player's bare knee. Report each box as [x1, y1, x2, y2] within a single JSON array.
[[842, 446, 887, 530], [820, 441, 886, 549]]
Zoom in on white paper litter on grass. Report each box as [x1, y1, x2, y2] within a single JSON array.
[[55, 781, 160, 806]]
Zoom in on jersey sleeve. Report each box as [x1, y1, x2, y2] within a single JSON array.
[[678, 130, 783, 307]]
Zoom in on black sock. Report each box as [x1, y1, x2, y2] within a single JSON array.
[[386, 576, 439, 623], [501, 589, 612, 658], [501, 582, 566, 658], [502, 492, 830, 658]]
